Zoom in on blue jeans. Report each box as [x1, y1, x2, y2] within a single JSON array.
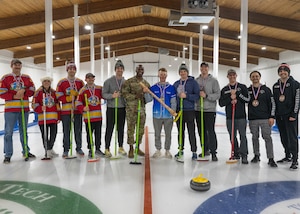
[[4, 111, 30, 157]]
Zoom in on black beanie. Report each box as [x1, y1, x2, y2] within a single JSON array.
[[278, 63, 290, 74], [115, 60, 124, 70], [178, 63, 189, 74]]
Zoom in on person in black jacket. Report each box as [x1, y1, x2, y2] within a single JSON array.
[[273, 63, 300, 170], [219, 69, 250, 164], [248, 71, 277, 167]]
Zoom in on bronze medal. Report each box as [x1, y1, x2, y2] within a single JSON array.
[[279, 95, 285, 102], [252, 99, 259, 107]]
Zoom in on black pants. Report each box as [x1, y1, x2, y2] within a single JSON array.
[[105, 107, 126, 149], [85, 120, 102, 150], [195, 111, 218, 154], [276, 115, 299, 161], [176, 110, 197, 153], [39, 123, 57, 150]]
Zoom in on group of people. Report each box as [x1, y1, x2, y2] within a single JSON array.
[[0, 58, 298, 170]]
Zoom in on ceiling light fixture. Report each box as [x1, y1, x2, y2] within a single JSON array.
[[26, 46, 31, 50], [237, 35, 242, 39], [202, 25, 209, 30], [52, 35, 55, 39], [261, 46, 267, 50]]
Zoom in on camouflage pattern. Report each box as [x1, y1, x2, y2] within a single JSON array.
[[121, 76, 150, 145]]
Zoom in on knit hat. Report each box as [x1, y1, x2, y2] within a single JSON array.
[[178, 63, 189, 73], [115, 60, 124, 70], [278, 63, 290, 74], [66, 62, 77, 71], [40, 76, 53, 83]]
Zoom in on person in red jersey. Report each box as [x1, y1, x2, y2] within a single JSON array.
[[56, 62, 85, 158], [32, 76, 60, 158], [76, 73, 104, 157], [0, 59, 36, 163]]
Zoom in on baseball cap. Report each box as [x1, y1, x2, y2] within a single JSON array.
[[11, 59, 22, 65], [227, 69, 237, 75], [85, 73, 95, 78]]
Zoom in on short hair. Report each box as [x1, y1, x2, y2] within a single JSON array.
[[249, 70, 261, 78], [158, 68, 167, 72]]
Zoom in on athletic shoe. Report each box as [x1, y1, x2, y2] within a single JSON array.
[[192, 152, 197, 160], [3, 157, 10, 164], [198, 150, 210, 157], [251, 155, 260, 163], [242, 156, 249, 164], [95, 149, 105, 156], [88, 150, 92, 158], [268, 158, 278, 167], [128, 146, 134, 158], [118, 147, 127, 155], [212, 154, 218, 161], [105, 149, 112, 158], [76, 149, 85, 156], [277, 157, 292, 163], [152, 150, 161, 158], [175, 151, 184, 158], [46, 150, 53, 158], [165, 150, 172, 159], [62, 152, 68, 158], [23, 152, 36, 158], [51, 149, 59, 157], [290, 161, 298, 170]]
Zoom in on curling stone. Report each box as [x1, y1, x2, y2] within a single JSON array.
[[190, 174, 210, 191]]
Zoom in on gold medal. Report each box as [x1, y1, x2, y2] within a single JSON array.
[[252, 100, 259, 107], [279, 95, 285, 102]]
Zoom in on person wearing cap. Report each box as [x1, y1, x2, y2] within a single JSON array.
[[195, 62, 220, 161], [219, 69, 250, 164], [56, 61, 85, 158], [102, 60, 127, 157], [173, 63, 200, 161], [121, 64, 152, 158], [32, 77, 60, 158], [0, 59, 36, 163], [247, 71, 277, 167], [76, 73, 104, 157], [272, 63, 300, 170], [150, 68, 177, 159]]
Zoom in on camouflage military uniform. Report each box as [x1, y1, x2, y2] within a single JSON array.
[[121, 77, 150, 145]]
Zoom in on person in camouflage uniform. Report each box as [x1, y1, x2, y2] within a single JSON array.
[[121, 65, 151, 158]]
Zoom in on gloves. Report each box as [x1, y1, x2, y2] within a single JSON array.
[[66, 96, 73, 102], [69, 89, 78, 96]]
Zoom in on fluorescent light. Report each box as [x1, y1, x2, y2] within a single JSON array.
[[26, 46, 31, 50], [261, 46, 267, 50], [52, 35, 56, 39], [179, 15, 214, 23], [202, 25, 209, 30], [237, 35, 242, 39], [56, 57, 60, 60], [84, 24, 91, 30], [105, 46, 110, 51]]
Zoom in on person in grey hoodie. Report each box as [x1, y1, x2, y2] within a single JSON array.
[[102, 60, 127, 157], [195, 62, 220, 161]]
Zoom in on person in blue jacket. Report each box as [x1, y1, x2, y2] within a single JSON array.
[[150, 68, 176, 159], [173, 64, 200, 161]]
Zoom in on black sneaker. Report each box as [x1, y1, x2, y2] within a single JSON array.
[[242, 156, 248, 164], [95, 149, 105, 156], [212, 154, 218, 161], [277, 157, 292, 163], [251, 155, 260, 163], [3, 157, 10, 164], [198, 150, 210, 157], [268, 159, 278, 167], [175, 151, 184, 158], [290, 162, 298, 170], [23, 153, 36, 158]]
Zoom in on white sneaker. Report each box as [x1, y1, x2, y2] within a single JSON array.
[[152, 150, 161, 158], [46, 150, 53, 158], [51, 149, 59, 157], [165, 150, 172, 159]]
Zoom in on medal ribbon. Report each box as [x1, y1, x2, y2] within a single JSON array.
[[228, 82, 237, 92], [158, 83, 166, 100], [115, 76, 123, 92], [251, 84, 261, 100], [12, 73, 24, 89], [67, 78, 78, 92], [279, 80, 287, 95]]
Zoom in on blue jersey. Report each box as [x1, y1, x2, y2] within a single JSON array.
[[150, 82, 176, 119]]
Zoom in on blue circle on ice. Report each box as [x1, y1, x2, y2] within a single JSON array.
[[194, 181, 300, 214]]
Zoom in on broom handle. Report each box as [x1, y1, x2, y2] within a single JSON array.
[[85, 94, 95, 158], [139, 82, 177, 117]]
